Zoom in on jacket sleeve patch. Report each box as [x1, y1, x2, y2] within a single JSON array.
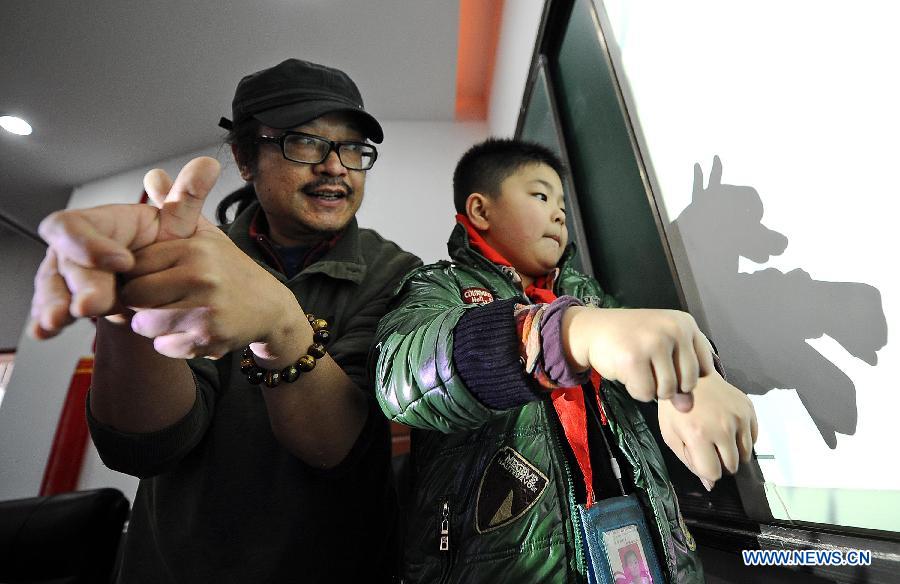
[[475, 447, 548, 534], [582, 295, 604, 308], [461, 287, 495, 305]]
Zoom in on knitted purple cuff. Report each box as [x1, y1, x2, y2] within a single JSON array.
[[540, 295, 590, 387]]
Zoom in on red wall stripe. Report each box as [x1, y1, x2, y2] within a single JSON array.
[[39, 357, 94, 496], [456, 0, 505, 121]]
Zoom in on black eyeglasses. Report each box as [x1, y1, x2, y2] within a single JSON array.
[[257, 131, 378, 170]]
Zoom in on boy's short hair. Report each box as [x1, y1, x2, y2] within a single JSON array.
[[453, 138, 567, 213]]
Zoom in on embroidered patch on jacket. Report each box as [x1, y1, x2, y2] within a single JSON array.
[[582, 295, 604, 308], [475, 447, 548, 533], [461, 287, 495, 305]]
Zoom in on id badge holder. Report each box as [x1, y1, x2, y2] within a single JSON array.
[[577, 392, 666, 584], [577, 495, 666, 584]]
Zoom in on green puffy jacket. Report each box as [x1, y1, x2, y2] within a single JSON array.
[[373, 224, 702, 583]]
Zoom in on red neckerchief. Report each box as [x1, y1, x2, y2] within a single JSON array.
[[456, 214, 604, 507]]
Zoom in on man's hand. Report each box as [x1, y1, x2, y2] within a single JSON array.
[[657, 373, 758, 490], [124, 163, 307, 362], [29, 157, 221, 339], [562, 307, 715, 410], [121, 226, 304, 361]]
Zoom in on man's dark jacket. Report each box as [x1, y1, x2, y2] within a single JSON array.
[[88, 198, 422, 583]]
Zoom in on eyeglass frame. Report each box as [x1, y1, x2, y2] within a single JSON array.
[[255, 130, 378, 170]]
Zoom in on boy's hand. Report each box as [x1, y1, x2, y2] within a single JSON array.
[[657, 373, 758, 490], [562, 307, 715, 408]]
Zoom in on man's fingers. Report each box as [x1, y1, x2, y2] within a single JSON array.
[[33, 301, 74, 339], [153, 332, 203, 359], [133, 308, 233, 360], [130, 307, 196, 340], [155, 157, 221, 242], [57, 256, 118, 317], [127, 231, 231, 280], [143, 168, 174, 207], [39, 211, 135, 272], [29, 250, 75, 339], [152, 330, 228, 360], [120, 267, 194, 309], [126, 239, 189, 278]]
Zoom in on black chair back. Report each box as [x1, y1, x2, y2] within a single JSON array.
[[0, 488, 129, 584]]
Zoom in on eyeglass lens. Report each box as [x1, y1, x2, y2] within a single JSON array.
[[283, 134, 376, 170]]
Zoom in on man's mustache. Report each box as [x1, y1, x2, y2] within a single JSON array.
[[302, 178, 353, 197]]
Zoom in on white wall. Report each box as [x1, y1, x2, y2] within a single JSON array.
[[488, 0, 547, 137], [66, 145, 245, 217], [0, 230, 46, 349], [362, 120, 487, 264], [599, 0, 898, 531], [0, 119, 486, 501], [0, 320, 97, 498]]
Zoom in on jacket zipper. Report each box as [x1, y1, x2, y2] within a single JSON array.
[[467, 244, 589, 579], [547, 402, 587, 581], [439, 498, 451, 552], [437, 497, 454, 584]]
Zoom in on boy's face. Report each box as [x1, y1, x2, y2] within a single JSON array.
[[477, 163, 568, 278]]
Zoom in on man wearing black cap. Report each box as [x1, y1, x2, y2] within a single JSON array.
[[30, 59, 421, 582]]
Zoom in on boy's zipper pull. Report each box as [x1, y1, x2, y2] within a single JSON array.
[[439, 500, 450, 552]]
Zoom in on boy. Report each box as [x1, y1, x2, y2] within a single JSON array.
[[373, 138, 757, 583]]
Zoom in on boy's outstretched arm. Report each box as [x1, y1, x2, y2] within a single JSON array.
[[657, 372, 758, 490], [373, 270, 506, 433], [561, 306, 716, 409], [375, 260, 573, 433]]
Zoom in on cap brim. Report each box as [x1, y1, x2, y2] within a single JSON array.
[[252, 100, 384, 143]]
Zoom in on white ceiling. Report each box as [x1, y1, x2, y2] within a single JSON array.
[[0, 0, 460, 231]]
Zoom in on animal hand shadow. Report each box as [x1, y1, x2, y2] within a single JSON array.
[[673, 156, 887, 448]]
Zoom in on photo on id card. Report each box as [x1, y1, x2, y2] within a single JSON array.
[[602, 525, 654, 584]]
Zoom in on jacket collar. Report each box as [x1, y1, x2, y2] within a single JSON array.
[[446, 221, 578, 281], [226, 191, 367, 285]]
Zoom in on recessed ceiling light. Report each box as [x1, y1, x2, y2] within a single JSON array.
[[0, 116, 33, 136]]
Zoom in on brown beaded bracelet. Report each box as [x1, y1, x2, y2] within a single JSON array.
[[241, 313, 330, 388]]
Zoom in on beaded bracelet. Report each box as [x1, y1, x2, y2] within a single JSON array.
[[241, 313, 330, 388]]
